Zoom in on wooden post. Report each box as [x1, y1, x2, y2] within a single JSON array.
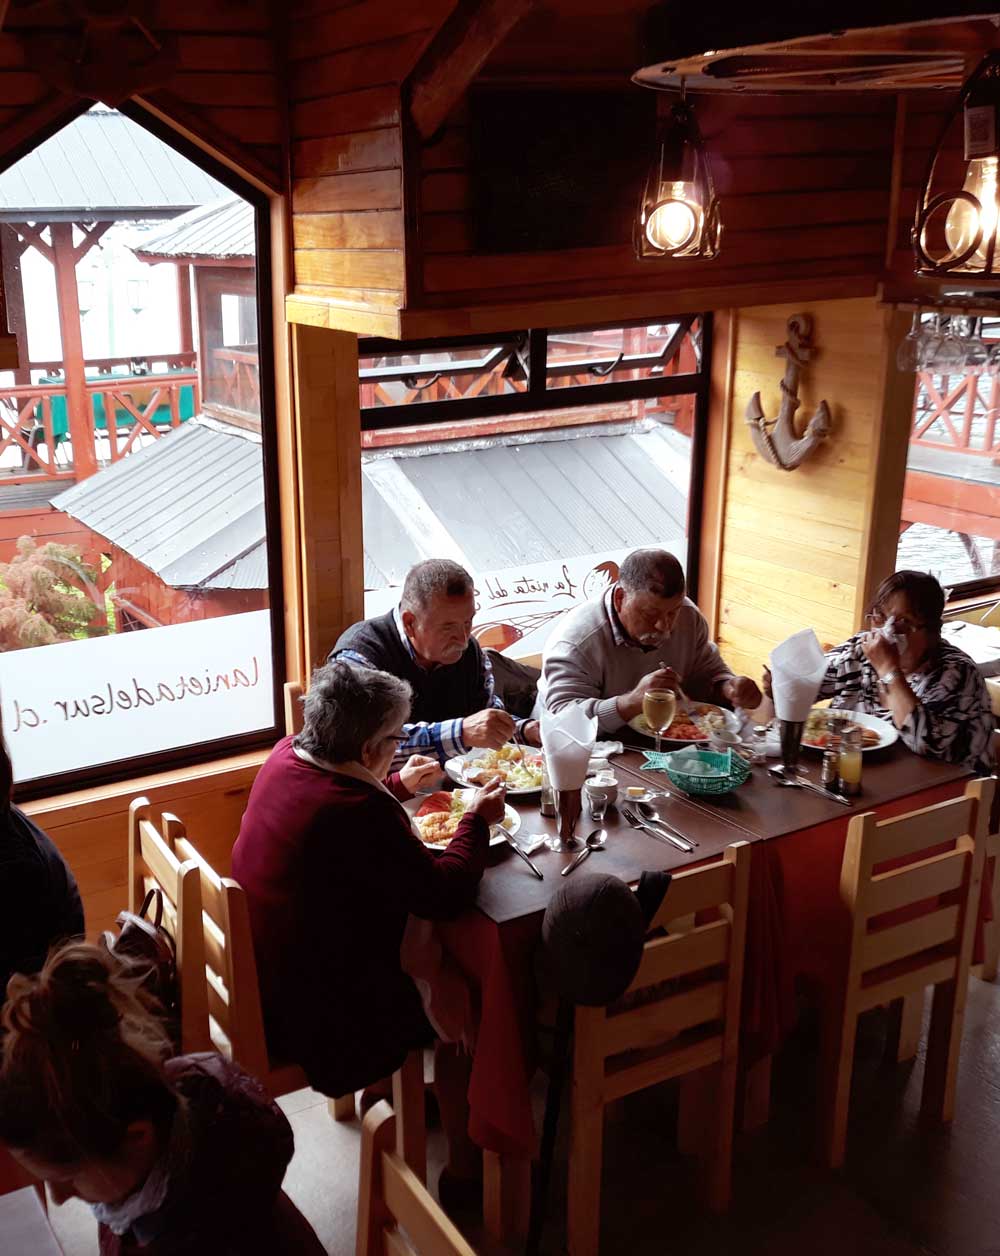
[[177, 264, 194, 359], [1, 226, 29, 384], [291, 323, 364, 670], [51, 221, 97, 480]]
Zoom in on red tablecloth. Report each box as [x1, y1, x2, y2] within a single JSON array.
[[438, 778, 983, 1158]]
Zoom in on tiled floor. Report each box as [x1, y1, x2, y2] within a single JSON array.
[[47, 977, 1000, 1254]]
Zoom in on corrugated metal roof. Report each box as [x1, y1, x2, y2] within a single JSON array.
[[361, 421, 690, 589], [53, 420, 267, 591], [131, 198, 255, 261], [0, 106, 228, 220]]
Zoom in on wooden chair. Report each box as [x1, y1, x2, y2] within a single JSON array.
[[567, 842, 751, 1256], [127, 797, 209, 1054], [824, 776, 994, 1169], [357, 1101, 476, 1256], [284, 679, 305, 737]]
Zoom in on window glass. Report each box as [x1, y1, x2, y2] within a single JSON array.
[[0, 106, 277, 787], [545, 319, 702, 389], [360, 323, 704, 656], [359, 340, 527, 410]]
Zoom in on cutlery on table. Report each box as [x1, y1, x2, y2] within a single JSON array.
[[494, 827, 545, 879], [767, 765, 853, 806], [633, 799, 699, 847], [560, 829, 607, 877], [620, 804, 694, 854]]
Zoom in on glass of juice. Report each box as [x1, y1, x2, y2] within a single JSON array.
[[643, 689, 677, 754]]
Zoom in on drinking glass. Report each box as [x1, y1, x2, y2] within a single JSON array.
[[963, 317, 990, 373], [895, 309, 923, 373], [643, 688, 677, 754], [917, 313, 944, 370], [930, 317, 966, 372]]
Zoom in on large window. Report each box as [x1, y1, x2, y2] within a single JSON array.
[[359, 318, 709, 657], [0, 107, 282, 794]]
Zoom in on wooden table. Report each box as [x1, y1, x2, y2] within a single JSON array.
[[444, 742, 973, 1241], [0, 1187, 62, 1254]]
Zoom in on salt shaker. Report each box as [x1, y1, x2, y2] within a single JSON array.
[[539, 762, 556, 817]]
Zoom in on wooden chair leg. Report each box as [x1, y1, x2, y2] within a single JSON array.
[[392, 1050, 427, 1184], [706, 1058, 738, 1213], [886, 991, 924, 1065], [356, 1103, 394, 1256], [922, 977, 967, 1123], [678, 1068, 712, 1157], [567, 1097, 604, 1256], [329, 1093, 356, 1122], [825, 1013, 858, 1170]]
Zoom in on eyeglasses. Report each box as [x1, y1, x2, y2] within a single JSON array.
[[865, 610, 924, 634]]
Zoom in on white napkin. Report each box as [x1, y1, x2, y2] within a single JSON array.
[[769, 629, 827, 722], [541, 705, 598, 790]]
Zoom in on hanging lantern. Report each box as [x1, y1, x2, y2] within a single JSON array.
[[634, 91, 720, 262], [914, 51, 1000, 280]]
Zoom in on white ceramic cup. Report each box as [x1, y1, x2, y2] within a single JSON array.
[[584, 773, 618, 807], [709, 728, 741, 753]]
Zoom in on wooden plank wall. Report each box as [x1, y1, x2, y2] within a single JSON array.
[[287, 0, 456, 316], [414, 93, 897, 319], [0, 1, 284, 187], [713, 297, 893, 682]]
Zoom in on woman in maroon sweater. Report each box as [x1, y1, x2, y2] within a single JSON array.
[[232, 661, 503, 1189]]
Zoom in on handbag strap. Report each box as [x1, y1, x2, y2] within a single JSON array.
[[138, 886, 164, 929]]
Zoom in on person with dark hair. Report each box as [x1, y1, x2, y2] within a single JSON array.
[[0, 941, 324, 1254], [540, 548, 761, 732], [0, 712, 84, 1001], [329, 557, 541, 768], [232, 659, 504, 1198], [764, 569, 993, 773]]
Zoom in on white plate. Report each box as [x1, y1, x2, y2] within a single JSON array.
[[443, 745, 544, 795], [628, 700, 742, 746], [800, 708, 898, 753], [412, 789, 521, 848]]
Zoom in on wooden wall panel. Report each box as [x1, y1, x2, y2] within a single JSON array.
[[287, 0, 456, 321], [414, 93, 896, 326], [713, 297, 893, 682]]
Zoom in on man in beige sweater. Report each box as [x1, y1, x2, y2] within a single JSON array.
[[540, 549, 761, 734]]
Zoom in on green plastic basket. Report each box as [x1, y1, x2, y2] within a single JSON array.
[[663, 748, 751, 796]]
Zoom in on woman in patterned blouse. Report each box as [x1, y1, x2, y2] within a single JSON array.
[[769, 571, 994, 774]]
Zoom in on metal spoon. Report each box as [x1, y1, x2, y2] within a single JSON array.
[[560, 828, 607, 877], [634, 799, 699, 847], [767, 765, 852, 806]]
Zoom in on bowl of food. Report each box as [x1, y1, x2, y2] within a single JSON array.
[[444, 744, 544, 794], [628, 700, 740, 746], [413, 789, 520, 847]]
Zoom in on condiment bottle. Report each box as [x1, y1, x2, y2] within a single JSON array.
[[539, 762, 556, 817], [820, 749, 840, 792], [838, 726, 863, 796]]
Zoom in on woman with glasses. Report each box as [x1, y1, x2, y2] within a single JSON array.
[[767, 570, 992, 773], [232, 659, 504, 1204]]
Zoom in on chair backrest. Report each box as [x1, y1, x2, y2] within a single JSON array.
[[574, 841, 751, 1103], [127, 797, 210, 1054], [167, 823, 271, 1081], [357, 1102, 476, 1256], [841, 777, 995, 1014], [284, 681, 305, 736]]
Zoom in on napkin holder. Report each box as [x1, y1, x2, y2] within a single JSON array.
[[555, 788, 582, 846], [779, 719, 805, 774]]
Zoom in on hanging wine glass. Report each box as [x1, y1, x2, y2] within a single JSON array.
[[896, 309, 923, 372], [963, 316, 990, 374], [930, 315, 966, 372], [917, 313, 944, 370]]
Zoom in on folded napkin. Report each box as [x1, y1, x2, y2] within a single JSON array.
[[769, 629, 827, 723], [594, 740, 624, 757], [514, 833, 549, 855], [542, 704, 597, 790]]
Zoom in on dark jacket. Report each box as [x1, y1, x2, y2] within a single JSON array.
[[99, 1053, 323, 1256], [232, 737, 489, 1096], [331, 609, 491, 725], [0, 805, 83, 998]]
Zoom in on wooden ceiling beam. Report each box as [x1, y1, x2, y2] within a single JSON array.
[[408, 0, 537, 142]]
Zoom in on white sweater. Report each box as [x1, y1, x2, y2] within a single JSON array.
[[540, 590, 735, 733]]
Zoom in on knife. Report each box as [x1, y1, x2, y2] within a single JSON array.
[[494, 828, 544, 879], [621, 806, 694, 854]]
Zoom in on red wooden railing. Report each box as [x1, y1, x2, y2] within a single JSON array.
[[207, 347, 259, 418], [0, 370, 198, 485], [912, 369, 1000, 458]]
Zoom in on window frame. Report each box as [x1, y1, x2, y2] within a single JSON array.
[[9, 102, 286, 801], [358, 313, 713, 600]]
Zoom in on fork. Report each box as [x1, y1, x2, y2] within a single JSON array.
[[620, 804, 694, 854]]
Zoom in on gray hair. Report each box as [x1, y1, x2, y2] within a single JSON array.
[[400, 559, 474, 613], [298, 660, 411, 762], [619, 549, 685, 600]]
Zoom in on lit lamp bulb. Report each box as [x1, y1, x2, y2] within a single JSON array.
[[945, 156, 1000, 268], [645, 181, 703, 254]]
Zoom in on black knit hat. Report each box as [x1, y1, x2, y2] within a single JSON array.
[[538, 872, 647, 1007]]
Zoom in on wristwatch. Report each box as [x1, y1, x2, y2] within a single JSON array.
[[880, 669, 901, 687]]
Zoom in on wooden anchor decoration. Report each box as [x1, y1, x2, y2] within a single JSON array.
[[745, 314, 832, 471]]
